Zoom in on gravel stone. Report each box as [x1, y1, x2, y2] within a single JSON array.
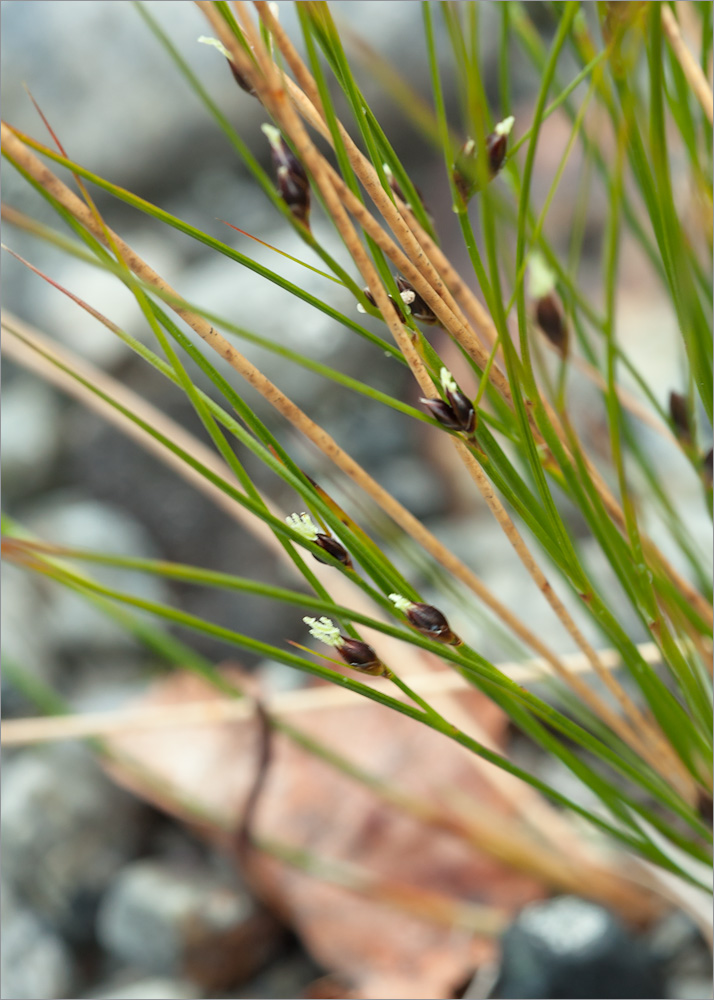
[[2, 378, 63, 499], [97, 859, 281, 989], [1, 745, 144, 943], [1, 881, 76, 1000]]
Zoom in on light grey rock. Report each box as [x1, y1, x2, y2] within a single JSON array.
[[1, 745, 144, 942], [87, 976, 202, 1000], [175, 225, 362, 414], [0, 885, 75, 1000], [30, 233, 182, 371], [1, 561, 57, 713], [1, 378, 63, 497], [256, 658, 307, 694], [665, 975, 714, 999], [495, 895, 662, 999], [97, 859, 280, 989], [23, 494, 168, 653]]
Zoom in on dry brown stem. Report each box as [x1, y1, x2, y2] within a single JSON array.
[[0, 642, 664, 747], [661, 4, 713, 124]]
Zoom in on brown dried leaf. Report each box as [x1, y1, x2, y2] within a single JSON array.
[[102, 668, 544, 999]]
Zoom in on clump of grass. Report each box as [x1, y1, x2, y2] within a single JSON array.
[[2, 0, 712, 922]]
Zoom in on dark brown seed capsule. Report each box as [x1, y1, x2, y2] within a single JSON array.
[[486, 130, 508, 176], [262, 125, 311, 228], [453, 139, 477, 204], [395, 276, 438, 325], [443, 385, 476, 435], [453, 118, 514, 205], [406, 602, 462, 646], [702, 448, 713, 491], [313, 533, 353, 569], [228, 60, 257, 96], [362, 287, 407, 323], [337, 638, 384, 675], [669, 391, 692, 445], [421, 397, 463, 430], [535, 292, 569, 356]]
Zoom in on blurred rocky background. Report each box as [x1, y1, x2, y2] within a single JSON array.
[[2, 2, 712, 998]]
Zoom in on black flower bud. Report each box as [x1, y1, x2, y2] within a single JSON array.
[[389, 594, 462, 646], [303, 616, 386, 675], [337, 637, 385, 675], [358, 287, 407, 323], [395, 276, 438, 325], [262, 124, 311, 229], [535, 292, 569, 356], [421, 397, 464, 430], [453, 117, 514, 205], [229, 60, 257, 97], [314, 533, 353, 569], [669, 391, 692, 445], [431, 368, 477, 435]]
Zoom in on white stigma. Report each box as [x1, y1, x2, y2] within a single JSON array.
[[439, 367, 458, 395], [303, 616, 343, 647], [389, 593, 414, 613], [399, 289, 416, 305], [198, 36, 234, 62], [260, 123, 282, 150], [286, 512, 319, 541], [494, 115, 515, 138]]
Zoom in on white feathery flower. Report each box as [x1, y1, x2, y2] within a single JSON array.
[[198, 36, 234, 62], [303, 616, 342, 647], [439, 367, 458, 395], [399, 288, 416, 305], [286, 512, 319, 541], [494, 115, 515, 138], [389, 593, 414, 613]]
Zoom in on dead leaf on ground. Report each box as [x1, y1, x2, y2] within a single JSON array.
[[102, 666, 544, 999]]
